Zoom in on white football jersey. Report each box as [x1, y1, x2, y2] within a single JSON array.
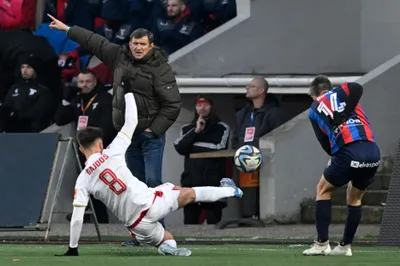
[[73, 132, 155, 227]]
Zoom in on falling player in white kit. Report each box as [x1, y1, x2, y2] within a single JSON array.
[[58, 83, 243, 257]]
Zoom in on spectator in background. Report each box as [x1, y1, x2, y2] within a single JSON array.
[[54, 69, 116, 224], [152, 0, 204, 55], [231, 77, 288, 149], [151, 0, 203, 21], [0, 29, 61, 102], [0, 54, 58, 133], [43, 0, 101, 31], [54, 69, 116, 147], [174, 95, 230, 224], [200, 0, 237, 32]]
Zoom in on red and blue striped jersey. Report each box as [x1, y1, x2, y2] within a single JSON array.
[[308, 82, 375, 155]]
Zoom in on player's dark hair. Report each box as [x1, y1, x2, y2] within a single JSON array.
[[310, 75, 333, 96], [130, 28, 154, 44], [76, 127, 103, 149]]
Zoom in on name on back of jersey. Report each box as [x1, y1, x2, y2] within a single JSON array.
[[86, 153, 109, 175]]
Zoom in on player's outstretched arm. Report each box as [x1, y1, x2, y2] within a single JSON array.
[[55, 206, 85, 256], [56, 176, 89, 256], [105, 79, 138, 155], [69, 206, 85, 249], [120, 78, 138, 139]]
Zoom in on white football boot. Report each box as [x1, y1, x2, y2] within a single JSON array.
[[158, 243, 192, 256], [329, 243, 353, 256], [302, 240, 331, 256]]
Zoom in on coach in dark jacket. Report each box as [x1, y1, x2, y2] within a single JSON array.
[[47, 14, 181, 135], [174, 95, 230, 224]]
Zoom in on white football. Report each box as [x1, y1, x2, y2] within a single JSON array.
[[234, 145, 263, 173]]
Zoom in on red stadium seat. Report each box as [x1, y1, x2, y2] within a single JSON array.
[[0, 0, 37, 30]]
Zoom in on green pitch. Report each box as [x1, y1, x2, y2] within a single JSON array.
[[0, 244, 399, 266]]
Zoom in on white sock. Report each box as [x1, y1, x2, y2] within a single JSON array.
[[163, 239, 177, 248], [193, 187, 235, 202]]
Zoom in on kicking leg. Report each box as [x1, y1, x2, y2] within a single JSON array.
[[303, 175, 336, 256], [176, 178, 242, 208], [330, 182, 365, 256]]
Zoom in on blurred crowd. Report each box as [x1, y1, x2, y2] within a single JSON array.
[[0, 0, 237, 134]]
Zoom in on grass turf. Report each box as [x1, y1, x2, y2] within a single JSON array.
[[0, 244, 399, 266]]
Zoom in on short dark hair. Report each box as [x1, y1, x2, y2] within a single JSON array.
[[76, 127, 103, 149], [310, 75, 332, 96], [130, 28, 154, 44], [173, 0, 185, 4], [79, 69, 97, 79]]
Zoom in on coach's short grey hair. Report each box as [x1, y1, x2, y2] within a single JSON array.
[[252, 76, 269, 94], [129, 28, 154, 44]]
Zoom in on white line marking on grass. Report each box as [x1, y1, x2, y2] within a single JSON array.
[[187, 246, 400, 254]]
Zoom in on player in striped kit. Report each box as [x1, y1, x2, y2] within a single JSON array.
[[303, 76, 380, 256]]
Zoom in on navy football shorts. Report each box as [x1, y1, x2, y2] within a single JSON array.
[[323, 140, 380, 190]]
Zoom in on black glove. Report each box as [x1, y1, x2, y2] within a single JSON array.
[[55, 246, 79, 256], [332, 111, 347, 126], [121, 78, 132, 95], [58, 56, 75, 69]]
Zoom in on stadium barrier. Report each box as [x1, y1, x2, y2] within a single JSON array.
[[107, 76, 361, 94], [0, 130, 101, 240], [378, 138, 400, 246]]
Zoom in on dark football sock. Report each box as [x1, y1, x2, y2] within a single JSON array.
[[341, 205, 362, 245], [315, 200, 332, 243]]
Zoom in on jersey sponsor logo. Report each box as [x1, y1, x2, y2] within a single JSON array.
[[86, 154, 110, 175], [333, 118, 363, 137], [350, 160, 380, 168], [343, 118, 362, 125]]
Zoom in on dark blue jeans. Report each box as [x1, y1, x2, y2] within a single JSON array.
[[125, 131, 165, 187], [125, 131, 166, 226]]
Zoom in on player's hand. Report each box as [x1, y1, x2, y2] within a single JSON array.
[[121, 78, 132, 95], [195, 116, 206, 133], [332, 111, 347, 126], [55, 246, 79, 256], [47, 14, 70, 32]]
